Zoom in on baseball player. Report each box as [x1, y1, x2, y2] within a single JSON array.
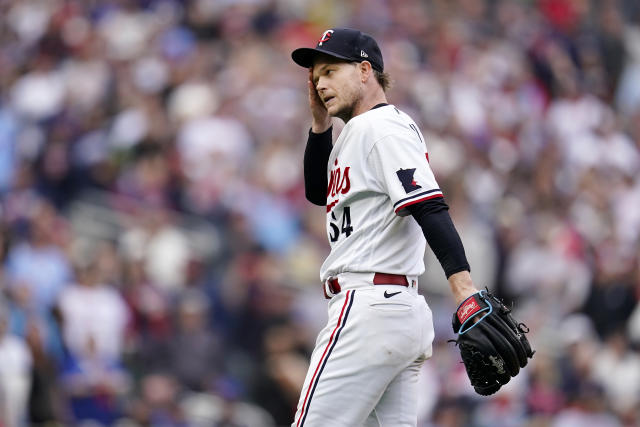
[[290, 28, 533, 426]]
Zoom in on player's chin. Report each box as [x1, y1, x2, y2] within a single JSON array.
[[325, 102, 341, 117]]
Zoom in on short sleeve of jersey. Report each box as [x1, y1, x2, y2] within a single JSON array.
[[368, 132, 443, 217]]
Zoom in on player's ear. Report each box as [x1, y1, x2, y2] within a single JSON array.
[[359, 61, 373, 83]]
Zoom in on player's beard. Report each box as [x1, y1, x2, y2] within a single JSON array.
[[332, 85, 363, 123], [333, 103, 355, 123]]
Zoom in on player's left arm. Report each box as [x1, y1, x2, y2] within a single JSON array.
[[405, 200, 479, 304], [382, 131, 533, 395], [368, 128, 479, 303]]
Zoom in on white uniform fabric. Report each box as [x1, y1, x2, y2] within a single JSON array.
[[320, 105, 442, 282], [294, 105, 439, 426], [293, 275, 434, 427]]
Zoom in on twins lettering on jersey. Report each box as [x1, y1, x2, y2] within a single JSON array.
[[326, 159, 351, 213], [327, 159, 354, 242]]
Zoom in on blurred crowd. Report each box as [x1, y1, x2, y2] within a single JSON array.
[[1, 0, 640, 426]]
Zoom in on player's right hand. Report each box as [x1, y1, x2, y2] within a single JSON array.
[[309, 68, 332, 133]]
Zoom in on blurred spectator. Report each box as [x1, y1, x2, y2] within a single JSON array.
[[132, 373, 186, 426], [176, 116, 252, 214], [591, 331, 640, 416], [58, 335, 130, 425], [526, 352, 565, 417], [4, 199, 71, 360], [163, 289, 222, 392], [24, 320, 62, 425], [0, 305, 32, 427], [551, 386, 622, 427], [251, 323, 308, 425], [10, 56, 66, 122], [119, 207, 191, 295], [57, 252, 129, 362], [581, 237, 637, 338], [121, 259, 171, 346], [55, 248, 131, 424], [116, 143, 177, 210], [5, 200, 71, 316]]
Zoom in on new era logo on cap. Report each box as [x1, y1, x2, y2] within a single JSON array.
[[291, 28, 384, 72]]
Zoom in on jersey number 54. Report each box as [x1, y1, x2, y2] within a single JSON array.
[[329, 206, 353, 242]]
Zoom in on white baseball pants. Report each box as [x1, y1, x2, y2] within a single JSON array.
[[292, 274, 434, 427]]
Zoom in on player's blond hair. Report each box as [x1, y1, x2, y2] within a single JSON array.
[[374, 70, 392, 92]]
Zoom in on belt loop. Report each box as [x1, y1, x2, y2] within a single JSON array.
[[324, 278, 341, 299]]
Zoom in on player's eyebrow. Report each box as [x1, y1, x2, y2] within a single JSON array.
[[312, 63, 336, 84], [312, 64, 329, 85]]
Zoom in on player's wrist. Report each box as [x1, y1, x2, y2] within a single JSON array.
[[311, 118, 332, 134], [448, 270, 478, 305]]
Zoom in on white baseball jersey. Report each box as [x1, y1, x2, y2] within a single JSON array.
[[320, 104, 442, 282]]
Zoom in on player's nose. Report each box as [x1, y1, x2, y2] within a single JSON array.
[[315, 77, 328, 92]]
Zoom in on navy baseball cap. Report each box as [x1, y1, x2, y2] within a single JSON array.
[[292, 28, 384, 72]]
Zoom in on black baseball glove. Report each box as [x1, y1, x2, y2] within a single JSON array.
[[451, 289, 534, 396]]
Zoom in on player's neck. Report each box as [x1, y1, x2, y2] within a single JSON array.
[[345, 88, 387, 122]]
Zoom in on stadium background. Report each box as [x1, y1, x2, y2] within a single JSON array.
[[1, 0, 640, 425]]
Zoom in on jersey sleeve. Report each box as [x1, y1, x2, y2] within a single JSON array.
[[368, 132, 443, 217]]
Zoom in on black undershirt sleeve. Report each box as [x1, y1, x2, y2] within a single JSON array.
[[304, 127, 333, 205], [405, 198, 471, 278]]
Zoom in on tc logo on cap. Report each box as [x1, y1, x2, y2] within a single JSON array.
[[318, 29, 334, 46]]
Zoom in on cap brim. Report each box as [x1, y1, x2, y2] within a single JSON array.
[[291, 47, 354, 68]]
